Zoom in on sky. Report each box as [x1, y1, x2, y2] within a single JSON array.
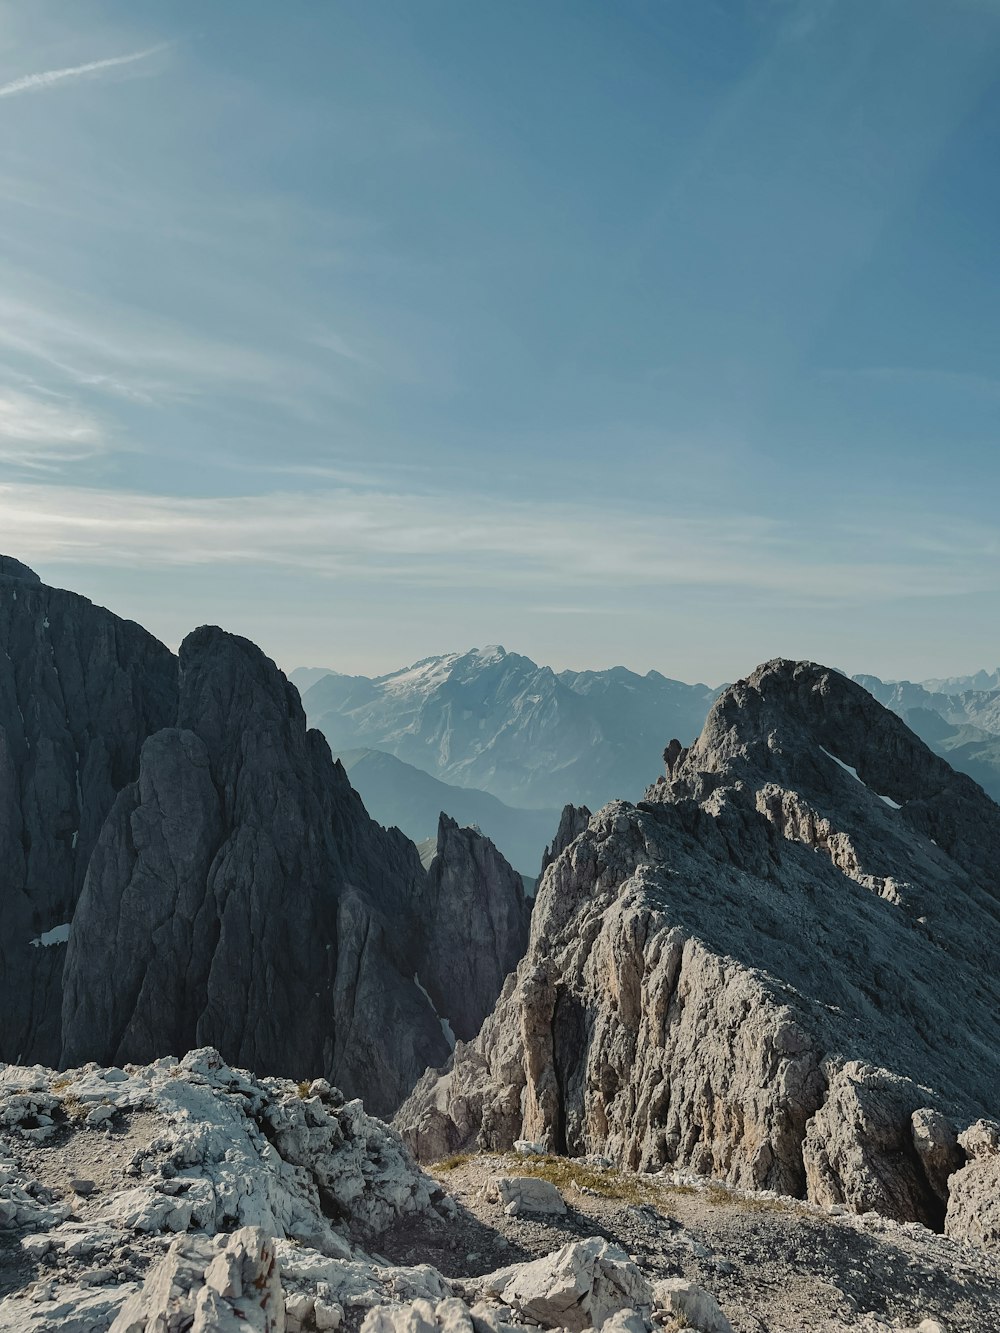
[[1, 0, 1000, 685]]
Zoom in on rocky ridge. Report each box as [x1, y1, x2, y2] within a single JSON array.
[[395, 661, 1000, 1242]]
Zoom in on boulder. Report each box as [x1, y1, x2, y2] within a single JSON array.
[[600, 1311, 648, 1333], [486, 1175, 567, 1216], [651, 1279, 732, 1333], [477, 1238, 653, 1331], [110, 1226, 285, 1332], [944, 1120, 1000, 1248]]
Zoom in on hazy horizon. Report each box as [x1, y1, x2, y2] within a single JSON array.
[[3, 1, 1000, 683]]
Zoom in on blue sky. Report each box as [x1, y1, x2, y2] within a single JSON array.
[[2, 0, 1000, 683]]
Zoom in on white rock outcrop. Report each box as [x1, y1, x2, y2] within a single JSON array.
[[485, 1176, 567, 1216], [0, 1048, 447, 1330], [474, 1238, 653, 1331], [943, 1120, 1000, 1249], [110, 1227, 284, 1333], [651, 1278, 733, 1333]]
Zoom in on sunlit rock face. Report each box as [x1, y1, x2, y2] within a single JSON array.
[[397, 660, 1000, 1238]]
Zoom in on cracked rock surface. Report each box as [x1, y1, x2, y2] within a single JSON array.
[[396, 662, 1000, 1239]]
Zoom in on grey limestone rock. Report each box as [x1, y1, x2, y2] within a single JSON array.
[[485, 1175, 567, 1216], [109, 1227, 285, 1333], [0, 556, 40, 582], [1, 559, 531, 1112], [539, 804, 592, 878], [944, 1120, 1000, 1248], [396, 660, 1000, 1237], [473, 1237, 653, 1331]]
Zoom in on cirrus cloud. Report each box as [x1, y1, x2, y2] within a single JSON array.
[[0, 480, 997, 606]]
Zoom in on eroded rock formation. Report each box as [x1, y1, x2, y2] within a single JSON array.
[[396, 661, 1000, 1240], [419, 815, 531, 1042], [1, 561, 530, 1115]]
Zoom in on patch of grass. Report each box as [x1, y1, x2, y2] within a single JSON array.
[[703, 1182, 808, 1216], [433, 1153, 472, 1172], [58, 1094, 89, 1123], [497, 1154, 663, 1204], [51, 1076, 72, 1094], [296, 1080, 312, 1099]]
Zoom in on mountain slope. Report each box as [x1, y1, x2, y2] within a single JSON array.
[[0, 558, 177, 1065], [301, 647, 717, 810], [397, 660, 1000, 1237], [0, 559, 528, 1116], [338, 747, 559, 874], [854, 672, 1000, 803]]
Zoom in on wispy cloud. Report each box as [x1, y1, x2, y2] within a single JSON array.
[[0, 44, 168, 100], [1, 481, 997, 605], [0, 388, 105, 468]]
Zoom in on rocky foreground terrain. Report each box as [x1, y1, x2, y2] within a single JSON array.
[[1, 1050, 997, 1332]]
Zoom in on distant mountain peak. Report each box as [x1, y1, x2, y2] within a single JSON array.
[[300, 645, 718, 810]]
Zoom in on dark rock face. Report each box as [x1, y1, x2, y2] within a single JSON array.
[[0, 557, 41, 582], [1, 561, 532, 1115], [61, 626, 450, 1116], [396, 660, 1000, 1238], [418, 814, 531, 1042], [0, 563, 177, 1064]]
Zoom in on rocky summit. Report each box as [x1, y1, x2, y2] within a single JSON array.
[[396, 661, 1000, 1243], [1, 1050, 998, 1333], [0, 562, 528, 1116]]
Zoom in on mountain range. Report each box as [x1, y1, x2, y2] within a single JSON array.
[[854, 672, 1000, 804], [298, 648, 719, 812], [1, 556, 1000, 1330], [293, 651, 1000, 866]]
